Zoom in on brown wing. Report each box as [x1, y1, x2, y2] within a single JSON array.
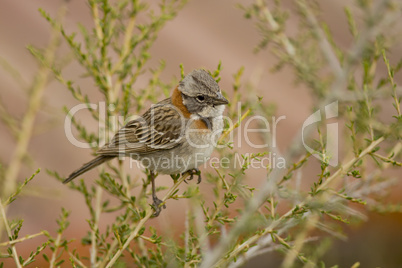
[[97, 99, 186, 156]]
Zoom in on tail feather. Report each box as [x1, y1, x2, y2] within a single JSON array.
[[63, 156, 115, 184]]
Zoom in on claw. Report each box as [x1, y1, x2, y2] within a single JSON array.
[[150, 171, 166, 217], [152, 196, 166, 217], [182, 168, 202, 184]]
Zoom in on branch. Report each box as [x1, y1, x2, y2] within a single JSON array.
[[104, 173, 189, 268], [0, 199, 22, 268], [296, 0, 344, 80], [201, 137, 385, 267], [0, 231, 45, 247], [1, 7, 65, 199], [90, 185, 103, 266]]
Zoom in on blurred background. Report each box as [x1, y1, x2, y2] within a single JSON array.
[[1, 0, 402, 267]]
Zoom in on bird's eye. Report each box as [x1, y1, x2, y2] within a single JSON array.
[[196, 95, 205, 102]]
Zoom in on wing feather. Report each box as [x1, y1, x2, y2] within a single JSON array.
[[97, 99, 186, 156]]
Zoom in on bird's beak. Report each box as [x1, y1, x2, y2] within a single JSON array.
[[213, 93, 229, 105]]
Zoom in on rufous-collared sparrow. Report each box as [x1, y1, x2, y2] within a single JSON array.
[[64, 69, 229, 216]]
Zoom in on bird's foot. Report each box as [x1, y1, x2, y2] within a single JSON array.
[[152, 196, 166, 217], [182, 168, 202, 184]]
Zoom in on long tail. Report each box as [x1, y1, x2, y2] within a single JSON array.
[[63, 155, 115, 184]]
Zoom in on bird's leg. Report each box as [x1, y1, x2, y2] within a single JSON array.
[[150, 171, 166, 217], [182, 168, 202, 184]]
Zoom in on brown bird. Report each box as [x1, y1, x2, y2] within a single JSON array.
[[64, 69, 229, 216]]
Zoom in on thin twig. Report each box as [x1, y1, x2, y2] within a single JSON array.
[[0, 5, 65, 242], [0, 199, 22, 268], [297, 0, 344, 80], [90, 185, 103, 266], [201, 137, 384, 267], [219, 108, 251, 143], [105, 173, 189, 268], [69, 251, 89, 268], [281, 214, 318, 267], [49, 232, 63, 268], [0, 231, 45, 247]]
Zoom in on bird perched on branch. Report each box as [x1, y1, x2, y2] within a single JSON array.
[[64, 69, 229, 216]]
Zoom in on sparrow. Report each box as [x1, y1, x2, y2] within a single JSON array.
[[63, 69, 229, 216]]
